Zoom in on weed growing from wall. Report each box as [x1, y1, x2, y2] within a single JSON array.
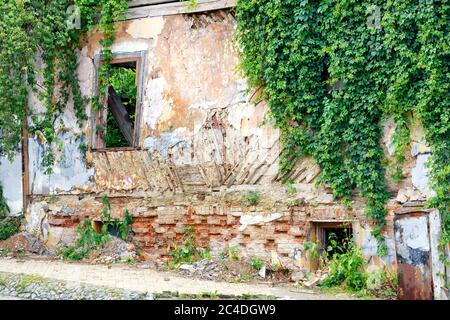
[[241, 191, 261, 206], [167, 226, 211, 269], [250, 257, 263, 270], [61, 195, 133, 260]]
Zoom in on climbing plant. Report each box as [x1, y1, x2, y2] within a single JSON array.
[[0, 185, 10, 218], [0, 184, 22, 240], [235, 0, 449, 255], [0, 0, 128, 173]]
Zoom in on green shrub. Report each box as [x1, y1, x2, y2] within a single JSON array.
[[99, 196, 133, 241], [0, 186, 22, 240], [365, 268, 398, 299], [61, 219, 109, 261], [0, 185, 9, 219], [251, 257, 263, 270], [227, 245, 240, 261], [307, 232, 397, 297], [320, 236, 367, 292], [285, 180, 297, 195], [167, 226, 210, 269], [60, 195, 133, 261], [241, 191, 261, 206], [0, 216, 21, 241], [303, 240, 319, 260]]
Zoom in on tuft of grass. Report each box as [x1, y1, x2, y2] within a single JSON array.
[[251, 257, 263, 270], [241, 191, 261, 206], [15, 274, 44, 293], [285, 179, 297, 195], [227, 246, 240, 261]]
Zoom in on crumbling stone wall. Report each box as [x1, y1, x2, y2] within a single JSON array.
[[9, 9, 436, 272]]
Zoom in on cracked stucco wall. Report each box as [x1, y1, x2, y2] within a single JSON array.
[[0, 9, 440, 274], [24, 11, 435, 204]]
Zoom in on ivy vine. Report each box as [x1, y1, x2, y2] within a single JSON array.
[[235, 0, 449, 256], [0, 0, 127, 173]]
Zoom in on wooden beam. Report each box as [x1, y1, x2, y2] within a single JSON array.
[[129, 0, 177, 7], [126, 0, 236, 20], [107, 86, 134, 145], [21, 112, 29, 216]]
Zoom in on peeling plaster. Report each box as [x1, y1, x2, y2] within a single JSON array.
[[142, 77, 168, 131], [395, 216, 430, 255], [356, 224, 396, 265], [429, 210, 448, 300], [394, 214, 434, 294], [26, 201, 49, 238], [126, 17, 165, 39], [49, 133, 94, 193], [77, 48, 94, 97], [92, 39, 150, 56], [383, 119, 396, 156], [15, 10, 445, 277], [0, 153, 23, 215], [239, 212, 283, 231], [410, 118, 431, 157], [29, 131, 94, 195], [144, 129, 190, 160], [412, 154, 435, 197]]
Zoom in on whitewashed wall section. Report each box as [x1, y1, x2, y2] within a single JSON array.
[[0, 153, 23, 215], [27, 48, 95, 195]]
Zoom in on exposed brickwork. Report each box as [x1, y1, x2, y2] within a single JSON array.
[[27, 191, 404, 272], [128, 205, 308, 262]]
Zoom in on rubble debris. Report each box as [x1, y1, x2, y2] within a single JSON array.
[[258, 266, 266, 278], [178, 259, 221, 279], [0, 232, 50, 256], [271, 251, 283, 271], [302, 270, 329, 288], [291, 270, 306, 282], [91, 236, 137, 264], [160, 257, 292, 284]]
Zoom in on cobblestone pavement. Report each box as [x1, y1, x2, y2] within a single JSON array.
[[0, 271, 153, 300], [0, 257, 353, 300]]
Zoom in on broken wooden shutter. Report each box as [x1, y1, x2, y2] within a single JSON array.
[[107, 86, 134, 145]]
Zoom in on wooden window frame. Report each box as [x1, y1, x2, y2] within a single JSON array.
[[91, 51, 147, 151], [126, 1, 237, 20]]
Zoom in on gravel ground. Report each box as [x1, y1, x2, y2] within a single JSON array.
[[0, 257, 354, 300], [0, 272, 154, 300]]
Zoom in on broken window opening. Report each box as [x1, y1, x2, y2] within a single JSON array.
[[92, 51, 147, 150], [321, 226, 352, 258], [92, 220, 120, 237], [308, 221, 354, 271], [104, 61, 137, 148]]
